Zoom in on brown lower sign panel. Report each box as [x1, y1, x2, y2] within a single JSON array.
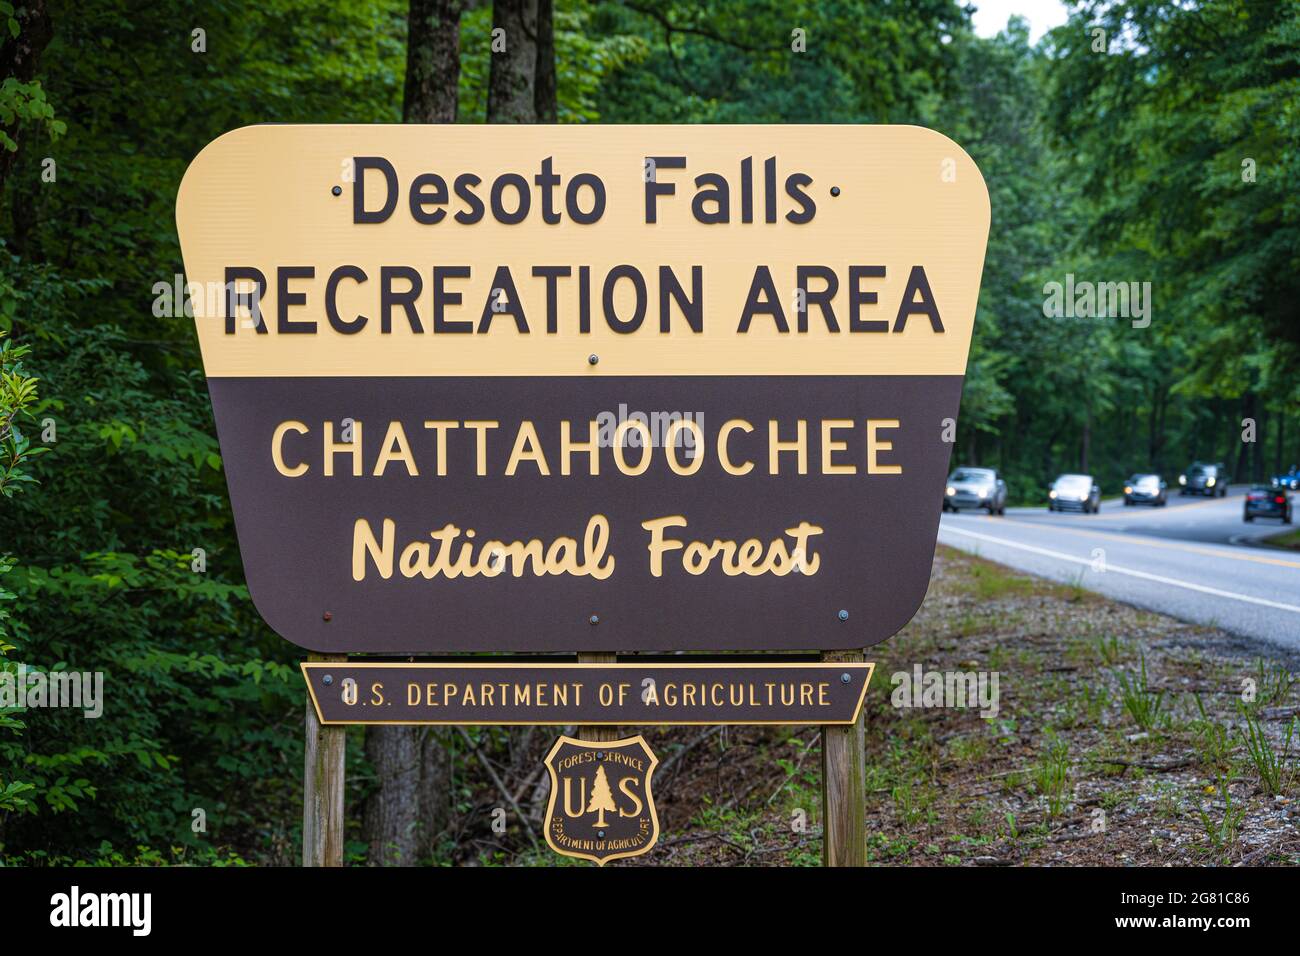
[[216, 376, 961, 654], [301, 661, 874, 726], [214, 376, 960, 655]]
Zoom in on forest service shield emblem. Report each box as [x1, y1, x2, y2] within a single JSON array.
[[543, 735, 660, 865]]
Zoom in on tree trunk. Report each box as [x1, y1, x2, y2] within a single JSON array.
[[417, 726, 454, 850], [534, 0, 557, 122], [1232, 397, 1245, 482], [0, 0, 54, 194], [362, 0, 465, 867], [403, 0, 463, 123], [1080, 405, 1090, 473], [0, 0, 54, 245], [1153, 388, 1167, 473], [1276, 404, 1286, 475], [1252, 403, 1264, 483], [488, 0, 538, 122], [1154, 385, 1164, 468], [362, 722, 422, 865]]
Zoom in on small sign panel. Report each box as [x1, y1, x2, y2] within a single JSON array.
[[301, 661, 874, 725], [543, 735, 660, 866], [177, 125, 990, 653]]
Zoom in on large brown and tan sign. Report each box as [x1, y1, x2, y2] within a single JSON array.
[[177, 125, 989, 653]]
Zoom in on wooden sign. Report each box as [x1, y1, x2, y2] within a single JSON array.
[[543, 735, 660, 865], [301, 660, 874, 726], [177, 125, 989, 653]]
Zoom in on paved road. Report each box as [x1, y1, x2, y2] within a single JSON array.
[[938, 485, 1300, 650]]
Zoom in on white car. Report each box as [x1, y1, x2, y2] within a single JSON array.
[[1048, 474, 1101, 513], [943, 467, 1008, 515]]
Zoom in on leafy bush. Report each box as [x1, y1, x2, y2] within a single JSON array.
[[1, 328, 43, 819]]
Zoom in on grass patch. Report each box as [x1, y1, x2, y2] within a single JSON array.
[[1031, 734, 1072, 817], [963, 562, 1035, 601], [1189, 695, 1233, 772], [1247, 658, 1298, 709], [1261, 527, 1300, 551], [945, 732, 992, 765], [1238, 709, 1297, 796], [1192, 775, 1245, 864], [1095, 634, 1129, 666], [1114, 651, 1166, 731]]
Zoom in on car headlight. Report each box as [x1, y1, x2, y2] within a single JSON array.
[[946, 486, 956, 496], [1179, 475, 1186, 484], [1049, 490, 1057, 499], [1124, 486, 1132, 494], [1207, 477, 1216, 487], [978, 488, 988, 498]]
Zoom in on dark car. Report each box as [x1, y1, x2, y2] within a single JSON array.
[[1244, 486, 1292, 524], [943, 467, 1008, 515], [1271, 465, 1300, 492], [1179, 461, 1227, 497], [1124, 473, 1167, 506], [1048, 473, 1101, 513]]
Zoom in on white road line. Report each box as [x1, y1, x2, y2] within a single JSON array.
[[941, 526, 1300, 615], [949, 514, 1300, 568]]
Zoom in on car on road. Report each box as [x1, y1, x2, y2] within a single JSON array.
[[1271, 465, 1300, 492], [1048, 473, 1101, 513], [1179, 461, 1228, 497], [1124, 473, 1167, 506], [943, 467, 1008, 515], [1244, 485, 1292, 524]]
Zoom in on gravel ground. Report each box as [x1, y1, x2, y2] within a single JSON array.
[[548, 545, 1300, 867]]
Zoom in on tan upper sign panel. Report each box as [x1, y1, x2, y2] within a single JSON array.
[[177, 124, 989, 378]]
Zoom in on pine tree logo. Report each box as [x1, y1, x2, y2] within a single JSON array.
[[586, 764, 617, 828], [543, 734, 661, 865]]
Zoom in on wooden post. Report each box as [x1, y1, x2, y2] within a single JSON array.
[[576, 652, 619, 742], [303, 652, 347, 866], [821, 648, 867, 866]]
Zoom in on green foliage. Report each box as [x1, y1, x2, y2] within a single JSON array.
[[899, 4, 1300, 495], [1031, 733, 1071, 817], [1247, 658, 1298, 711], [0, 0, 410, 864], [1192, 773, 1244, 864], [0, 327, 41, 816], [1189, 695, 1232, 773], [0, 0, 66, 155], [459, 4, 650, 123], [1237, 708, 1296, 797], [0, 328, 44, 497], [592, 0, 967, 124], [1031, 0, 1300, 484], [1114, 651, 1166, 731]]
